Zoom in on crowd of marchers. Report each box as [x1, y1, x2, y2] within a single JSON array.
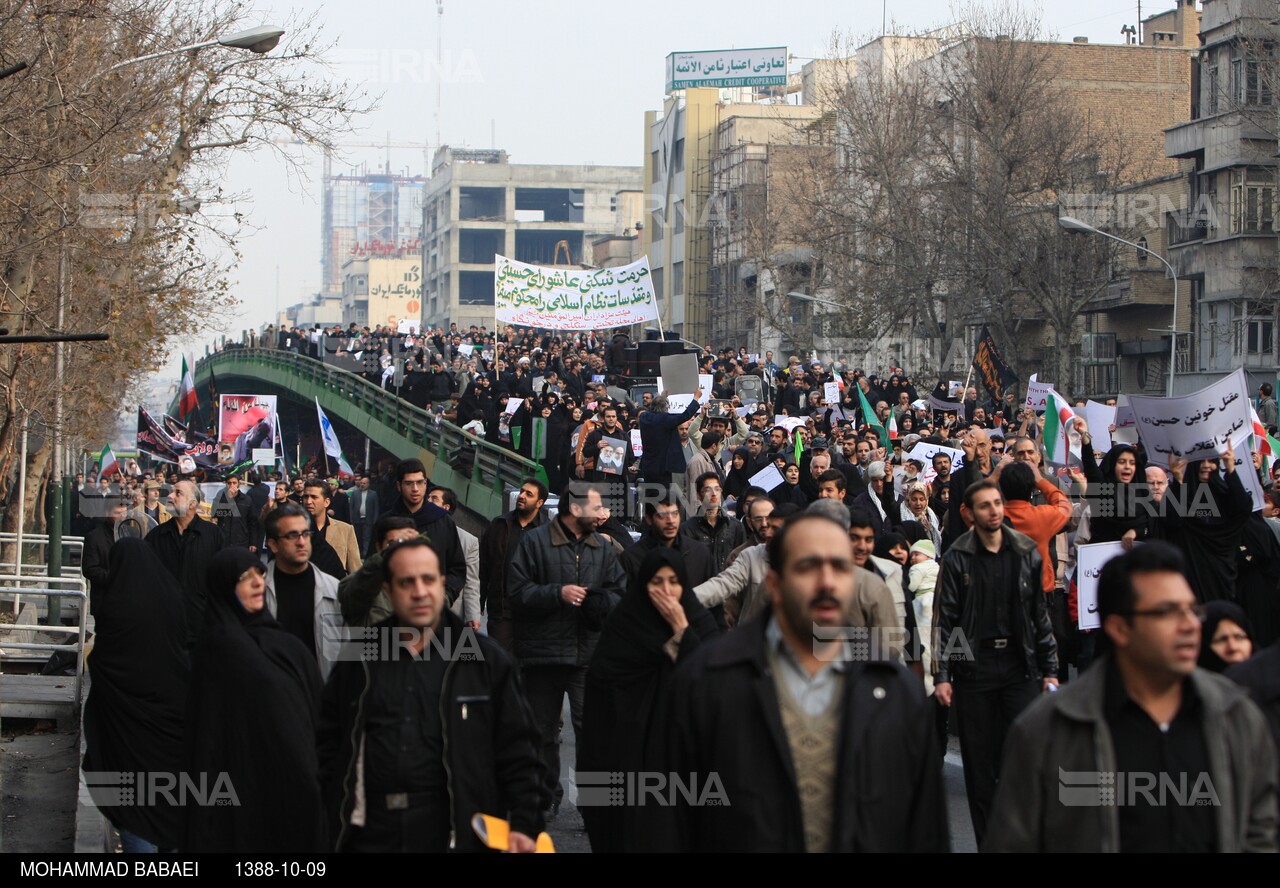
[[77, 323, 1280, 852]]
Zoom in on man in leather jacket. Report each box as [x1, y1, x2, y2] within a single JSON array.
[[934, 478, 1058, 848], [318, 538, 546, 852]]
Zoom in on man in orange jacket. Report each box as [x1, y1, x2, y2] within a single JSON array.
[[996, 460, 1072, 594]]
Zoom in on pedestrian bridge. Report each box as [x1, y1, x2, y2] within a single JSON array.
[[180, 348, 547, 525]]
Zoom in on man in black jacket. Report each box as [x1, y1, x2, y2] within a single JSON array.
[[508, 482, 627, 819], [621, 491, 715, 587], [81, 498, 128, 614], [210, 475, 258, 550], [380, 458, 466, 606], [657, 512, 948, 852], [145, 480, 226, 650], [479, 478, 547, 655], [681, 472, 746, 574], [317, 538, 546, 852], [934, 478, 1058, 847]]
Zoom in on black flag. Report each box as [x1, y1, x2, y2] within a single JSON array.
[[971, 325, 1020, 404]]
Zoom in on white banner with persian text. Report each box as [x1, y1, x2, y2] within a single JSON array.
[[1127, 369, 1251, 466], [494, 255, 659, 330]]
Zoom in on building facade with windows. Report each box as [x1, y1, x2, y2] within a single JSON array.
[[1165, 0, 1280, 391], [322, 173, 425, 297], [420, 147, 642, 331]]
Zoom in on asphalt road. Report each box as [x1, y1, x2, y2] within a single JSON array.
[[0, 725, 78, 853]]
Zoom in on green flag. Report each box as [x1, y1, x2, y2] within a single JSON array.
[[857, 385, 889, 448], [794, 429, 803, 465]]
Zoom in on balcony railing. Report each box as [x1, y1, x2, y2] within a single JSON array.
[[1167, 214, 1208, 246]]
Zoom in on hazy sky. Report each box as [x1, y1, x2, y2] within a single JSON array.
[[182, 0, 1167, 364]]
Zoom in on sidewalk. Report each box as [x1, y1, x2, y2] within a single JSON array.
[[0, 724, 79, 853]]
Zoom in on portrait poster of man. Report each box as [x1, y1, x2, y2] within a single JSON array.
[[598, 436, 628, 475]]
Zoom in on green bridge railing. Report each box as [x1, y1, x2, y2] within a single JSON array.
[[185, 347, 547, 522]]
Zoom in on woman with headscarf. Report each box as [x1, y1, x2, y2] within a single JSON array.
[[1163, 452, 1254, 603], [184, 548, 325, 852], [579, 549, 720, 853], [771, 461, 809, 507], [724, 446, 753, 504], [899, 481, 942, 551], [1079, 435, 1152, 544], [1238, 509, 1280, 647], [873, 531, 910, 567], [83, 539, 190, 852], [1198, 601, 1255, 673]]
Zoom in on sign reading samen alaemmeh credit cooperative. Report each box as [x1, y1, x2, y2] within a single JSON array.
[[666, 47, 788, 92]]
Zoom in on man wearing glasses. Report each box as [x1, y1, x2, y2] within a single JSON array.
[[987, 543, 1277, 852], [263, 502, 344, 680]]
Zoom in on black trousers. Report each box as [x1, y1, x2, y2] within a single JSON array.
[[952, 648, 1040, 848], [486, 616, 515, 657], [343, 803, 450, 853], [522, 664, 586, 806]]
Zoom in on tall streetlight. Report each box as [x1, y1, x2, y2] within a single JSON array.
[[1058, 215, 1179, 398], [46, 24, 286, 589], [90, 26, 286, 80]]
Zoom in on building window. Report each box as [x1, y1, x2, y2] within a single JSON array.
[[651, 149, 661, 181], [1204, 61, 1219, 115], [1247, 318, 1274, 355], [651, 210, 664, 242], [1234, 301, 1276, 358], [1231, 45, 1273, 107], [673, 261, 684, 298], [651, 267, 664, 300], [1084, 363, 1118, 395], [1135, 236, 1148, 266], [672, 138, 685, 174], [673, 201, 685, 236], [1230, 167, 1275, 234], [1207, 302, 1221, 364]]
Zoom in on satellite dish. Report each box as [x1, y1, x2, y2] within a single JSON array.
[[115, 509, 159, 541]]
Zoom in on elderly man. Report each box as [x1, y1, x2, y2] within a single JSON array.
[[146, 480, 225, 649], [944, 426, 1000, 549]]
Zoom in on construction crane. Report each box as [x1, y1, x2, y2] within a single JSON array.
[[270, 136, 434, 182]]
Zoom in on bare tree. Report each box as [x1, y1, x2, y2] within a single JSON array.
[[0, 0, 372, 534]]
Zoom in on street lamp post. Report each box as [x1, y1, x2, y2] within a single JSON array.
[[1058, 214, 1179, 398], [90, 26, 286, 80], [46, 24, 286, 593]]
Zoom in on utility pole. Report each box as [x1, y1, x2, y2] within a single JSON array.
[[436, 1, 444, 148]]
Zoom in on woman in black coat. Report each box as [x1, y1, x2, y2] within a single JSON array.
[[1080, 439, 1152, 544], [579, 549, 720, 853], [82, 539, 190, 852], [1164, 453, 1254, 603], [184, 548, 325, 852]]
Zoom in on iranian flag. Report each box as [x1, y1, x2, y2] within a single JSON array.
[[1042, 389, 1079, 466], [887, 413, 899, 440], [99, 444, 119, 479], [1252, 406, 1280, 473], [178, 355, 197, 420]]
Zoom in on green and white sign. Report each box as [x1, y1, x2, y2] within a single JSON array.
[[666, 47, 788, 92]]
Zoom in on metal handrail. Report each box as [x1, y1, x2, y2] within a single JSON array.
[[0, 582, 88, 723], [193, 347, 548, 498], [0, 533, 85, 545]]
